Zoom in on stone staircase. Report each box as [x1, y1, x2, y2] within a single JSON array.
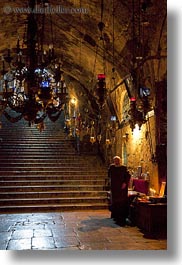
[[0, 114, 109, 213]]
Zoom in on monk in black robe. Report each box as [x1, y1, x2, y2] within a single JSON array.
[[108, 156, 131, 226]]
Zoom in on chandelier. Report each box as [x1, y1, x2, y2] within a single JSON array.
[[124, 0, 152, 132], [0, 0, 68, 128]]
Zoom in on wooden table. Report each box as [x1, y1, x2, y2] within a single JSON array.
[[135, 201, 167, 238]]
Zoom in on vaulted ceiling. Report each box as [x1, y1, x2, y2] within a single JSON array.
[[0, 0, 167, 114]]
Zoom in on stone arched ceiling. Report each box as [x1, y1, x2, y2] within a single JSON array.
[[0, 0, 167, 114]]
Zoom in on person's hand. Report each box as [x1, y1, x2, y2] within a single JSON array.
[[121, 182, 127, 189]]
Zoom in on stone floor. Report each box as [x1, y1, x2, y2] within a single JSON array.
[[0, 210, 167, 250]]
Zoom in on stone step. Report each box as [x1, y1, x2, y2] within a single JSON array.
[[0, 175, 107, 181], [0, 138, 69, 140], [0, 153, 78, 157], [0, 185, 105, 192], [0, 136, 69, 140], [0, 170, 106, 176], [0, 179, 106, 186], [0, 144, 72, 148], [0, 145, 75, 149], [0, 203, 108, 213], [0, 132, 66, 135], [0, 166, 105, 171], [0, 148, 76, 152], [0, 190, 108, 199], [0, 158, 99, 164], [0, 161, 105, 166], [0, 162, 106, 171], [0, 196, 108, 206], [0, 115, 109, 211], [0, 153, 100, 160], [0, 165, 106, 172], [0, 128, 64, 132], [0, 131, 66, 134], [0, 158, 84, 161], [0, 139, 72, 142], [0, 148, 88, 153], [0, 155, 86, 159], [0, 137, 70, 140]]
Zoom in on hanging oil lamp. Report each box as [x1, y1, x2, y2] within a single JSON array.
[[105, 124, 111, 146], [97, 134, 102, 143], [90, 121, 96, 144]]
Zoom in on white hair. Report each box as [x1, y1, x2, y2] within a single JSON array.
[[113, 156, 121, 160]]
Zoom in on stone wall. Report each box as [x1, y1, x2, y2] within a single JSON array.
[[113, 116, 160, 193]]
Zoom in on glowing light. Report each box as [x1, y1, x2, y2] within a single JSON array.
[[97, 73, 106, 80], [106, 138, 111, 145], [70, 97, 77, 105], [150, 188, 156, 196], [132, 124, 141, 139], [90, 136, 96, 144]]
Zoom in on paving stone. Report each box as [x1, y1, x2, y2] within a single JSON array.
[[54, 236, 80, 248], [0, 210, 167, 250], [32, 237, 56, 250], [7, 238, 32, 250], [33, 229, 53, 237], [11, 229, 33, 239]]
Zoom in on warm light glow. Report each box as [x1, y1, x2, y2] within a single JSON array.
[[132, 124, 141, 139], [90, 136, 96, 144], [150, 188, 156, 196], [65, 119, 71, 126], [159, 182, 166, 197], [98, 73, 106, 80], [106, 138, 111, 145], [70, 98, 77, 105]]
